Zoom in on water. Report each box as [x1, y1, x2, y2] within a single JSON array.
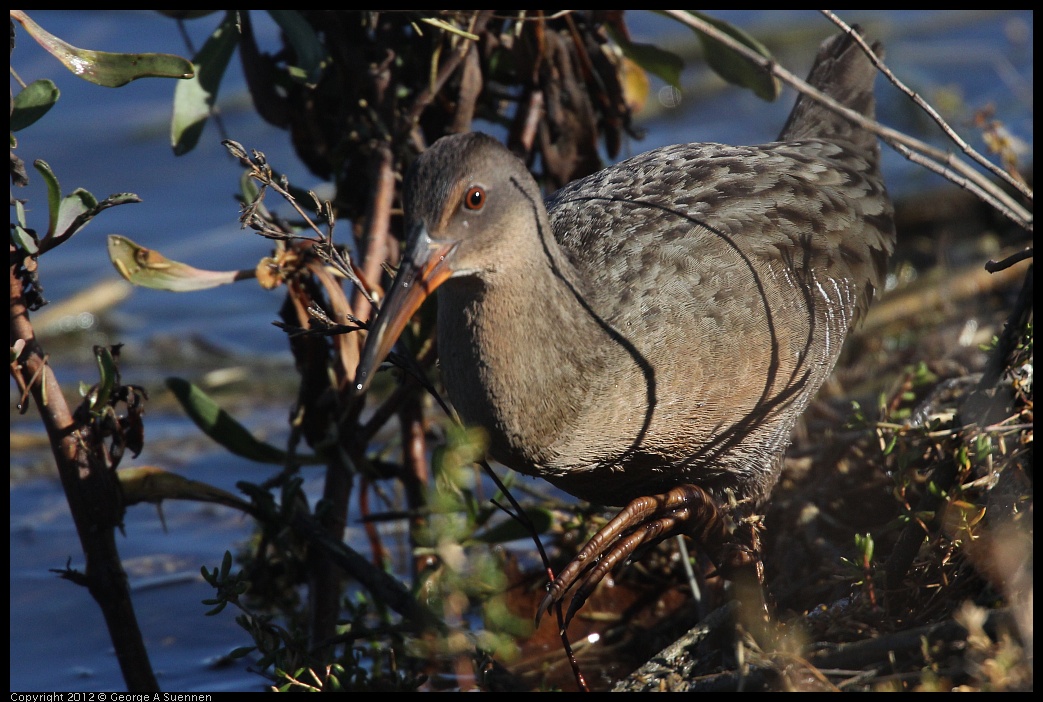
[[10, 9, 1033, 692]]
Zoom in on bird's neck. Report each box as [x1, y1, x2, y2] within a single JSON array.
[[435, 234, 608, 471]]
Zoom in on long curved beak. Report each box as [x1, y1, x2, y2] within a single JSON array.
[[354, 223, 457, 395]]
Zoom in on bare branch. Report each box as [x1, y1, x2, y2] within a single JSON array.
[[820, 10, 1032, 202], [660, 11, 1033, 233]]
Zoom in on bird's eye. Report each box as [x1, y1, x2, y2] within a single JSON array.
[[464, 186, 485, 211]]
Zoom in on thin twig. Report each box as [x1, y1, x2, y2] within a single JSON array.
[[405, 11, 495, 136], [889, 141, 1032, 233], [985, 247, 1033, 274], [224, 139, 378, 302], [820, 10, 1032, 203], [660, 11, 1032, 233]]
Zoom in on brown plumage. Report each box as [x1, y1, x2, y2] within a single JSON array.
[[355, 28, 895, 627]]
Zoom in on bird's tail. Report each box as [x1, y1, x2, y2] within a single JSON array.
[[778, 26, 882, 155]]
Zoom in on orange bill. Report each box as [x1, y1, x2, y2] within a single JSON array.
[[354, 224, 457, 394]]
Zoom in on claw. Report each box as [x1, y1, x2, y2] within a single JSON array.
[[536, 484, 745, 630]]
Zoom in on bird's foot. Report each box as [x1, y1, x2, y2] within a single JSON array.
[[536, 484, 752, 631]]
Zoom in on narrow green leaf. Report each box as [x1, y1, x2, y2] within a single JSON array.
[[84, 51, 195, 86], [90, 345, 118, 413], [855, 532, 875, 562], [11, 79, 60, 132], [172, 11, 241, 155], [676, 11, 780, 102], [119, 465, 251, 513], [204, 601, 228, 616], [267, 10, 330, 87], [239, 171, 271, 220], [165, 377, 294, 465], [13, 201, 27, 230], [32, 160, 62, 238], [107, 234, 246, 291], [98, 193, 143, 208], [12, 10, 194, 88], [606, 26, 684, 90]]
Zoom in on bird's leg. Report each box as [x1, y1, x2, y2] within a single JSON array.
[[537, 484, 760, 630], [559, 504, 694, 627], [718, 516, 773, 629]]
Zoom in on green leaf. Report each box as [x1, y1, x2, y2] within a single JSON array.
[[855, 532, 875, 562], [13, 200, 28, 230], [11, 225, 39, 255], [172, 11, 241, 155], [267, 11, 330, 88], [883, 433, 898, 456], [54, 189, 99, 240], [119, 465, 251, 512], [165, 377, 305, 465], [12, 10, 193, 88], [32, 160, 63, 237], [240, 171, 272, 220], [204, 601, 228, 616], [607, 27, 684, 90], [31, 163, 140, 248], [229, 646, 257, 660], [89, 344, 118, 413], [107, 234, 246, 291], [676, 11, 780, 102], [11, 79, 60, 131]]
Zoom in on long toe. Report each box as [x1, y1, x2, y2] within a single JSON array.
[[537, 484, 736, 629]]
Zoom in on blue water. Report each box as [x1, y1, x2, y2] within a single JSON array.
[[10, 9, 1033, 692]]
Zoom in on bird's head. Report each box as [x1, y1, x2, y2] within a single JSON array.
[[354, 132, 539, 394]]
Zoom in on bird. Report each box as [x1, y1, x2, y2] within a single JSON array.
[[354, 28, 895, 629]]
